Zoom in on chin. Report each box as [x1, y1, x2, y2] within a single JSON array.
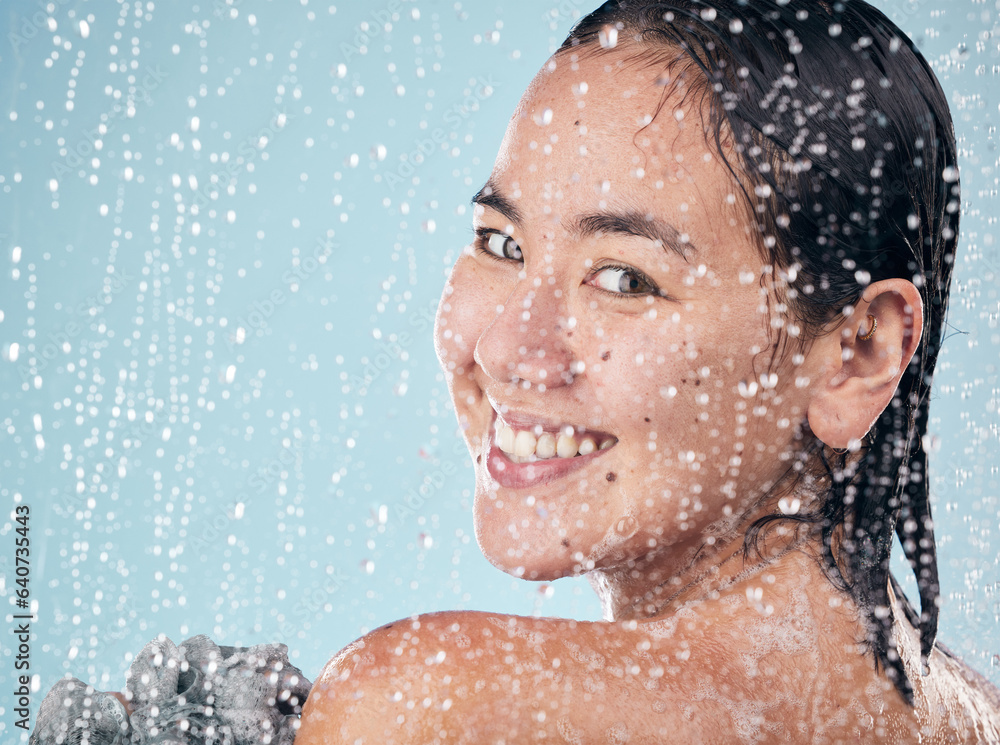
[[471, 492, 583, 581], [472, 483, 638, 582]]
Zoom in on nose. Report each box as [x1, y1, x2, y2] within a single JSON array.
[[474, 275, 579, 390]]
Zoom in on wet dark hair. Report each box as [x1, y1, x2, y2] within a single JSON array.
[[561, 0, 959, 703]]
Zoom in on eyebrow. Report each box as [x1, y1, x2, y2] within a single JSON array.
[[471, 180, 696, 259], [574, 211, 695, 260], [472, 180, 523, 227]]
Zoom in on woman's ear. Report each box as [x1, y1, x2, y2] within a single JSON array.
[[807, 279, 924, 450]]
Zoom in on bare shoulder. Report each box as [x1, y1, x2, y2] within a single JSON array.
[[294, 583, 897, 744], [296, 609, 734, 744], [897, 621, 1000, 743], [932, 650, 1000, 743], [293, 553, 1000, 744]]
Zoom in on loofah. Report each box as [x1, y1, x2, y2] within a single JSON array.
[[31, 635, 311, 745]]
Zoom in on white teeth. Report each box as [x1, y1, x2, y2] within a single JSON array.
[[556, 433, 578, 458], [536, 433, 556, 459], [494, 421, 614, 461], [513, 430, 537, 458], [498, 424, 515, 454]]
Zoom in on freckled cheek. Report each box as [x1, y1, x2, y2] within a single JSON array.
[[586, 334, 689, 422], [594, 336, 750, 441]]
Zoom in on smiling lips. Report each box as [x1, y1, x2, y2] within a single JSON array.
[[486, 413, 618, 490]]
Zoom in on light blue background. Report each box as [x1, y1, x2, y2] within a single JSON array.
[[0, 0, 997, 737]]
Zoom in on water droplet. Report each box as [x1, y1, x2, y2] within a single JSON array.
[[778, 496, 801, 515], [598, 25, 618, 49], [533, 108, 553, 126]]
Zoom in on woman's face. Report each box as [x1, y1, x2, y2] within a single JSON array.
[[435, 48, 824, 582]]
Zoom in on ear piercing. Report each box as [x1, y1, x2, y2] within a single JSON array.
[[858, 314, 877, 341]]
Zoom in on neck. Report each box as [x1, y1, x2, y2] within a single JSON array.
[[589, 521, 814, 621]]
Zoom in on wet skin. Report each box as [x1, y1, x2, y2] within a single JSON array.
[[298, 47, 1000, 743]]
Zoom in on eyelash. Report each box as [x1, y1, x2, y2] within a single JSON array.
[[472, 228, 666, 300]]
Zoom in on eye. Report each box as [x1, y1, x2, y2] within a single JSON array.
[[476, 229, 522, 261], [589, 265, 658, 296]]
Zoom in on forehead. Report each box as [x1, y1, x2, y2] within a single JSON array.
[[491, 48, 743, 225]]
